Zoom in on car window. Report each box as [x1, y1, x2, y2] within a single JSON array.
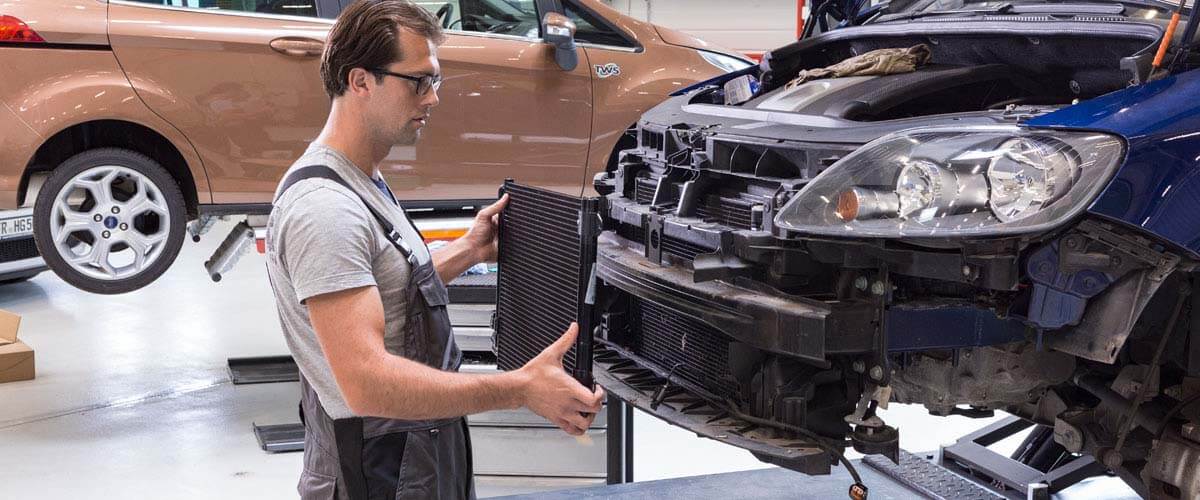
[[564, 1, 632, 48], [418, 1, 463, 30], [428, 0, 540, 38], [125, 0, 318, 17]]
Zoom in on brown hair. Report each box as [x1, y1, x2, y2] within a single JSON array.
[[320, 0, 446, 98]]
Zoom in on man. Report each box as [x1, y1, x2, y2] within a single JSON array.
[[265, 2, 605, 498]]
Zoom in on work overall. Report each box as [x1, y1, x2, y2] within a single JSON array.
[[277, 166, 475, 500]]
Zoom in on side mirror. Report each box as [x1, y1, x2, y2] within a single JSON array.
[[542, 12, 578, 71]]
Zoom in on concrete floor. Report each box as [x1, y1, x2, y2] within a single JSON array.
[[0, 220, 1139, 499]]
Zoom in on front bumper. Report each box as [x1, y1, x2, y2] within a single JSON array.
[[590, 230, 1032, 474], [595, 232, 1030, 362], [592, 340, 839, 475], [596, 232, 876, 365]]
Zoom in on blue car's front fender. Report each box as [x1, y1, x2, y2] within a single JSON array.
[[1026, 68, 1200, 257]]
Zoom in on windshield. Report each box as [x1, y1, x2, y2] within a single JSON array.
[[498, 0, 537, 15]]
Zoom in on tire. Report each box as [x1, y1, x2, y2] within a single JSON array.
[[33, 148, 187, 294]]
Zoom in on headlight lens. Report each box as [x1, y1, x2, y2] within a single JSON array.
[[698, 50, 754, 73], [774, 126, 1124, 238], [986, 137, 1080, 222]]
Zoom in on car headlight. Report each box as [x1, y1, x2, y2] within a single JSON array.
[[773, 126, 1125, 238], [698, 50, 754, 73]]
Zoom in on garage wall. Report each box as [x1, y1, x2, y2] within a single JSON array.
[[601, 0, 805, 54]]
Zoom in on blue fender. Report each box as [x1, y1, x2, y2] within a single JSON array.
[[1026, 68, 1200, 257]]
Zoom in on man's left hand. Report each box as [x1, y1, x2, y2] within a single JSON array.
[[463, 194, 508, 263]]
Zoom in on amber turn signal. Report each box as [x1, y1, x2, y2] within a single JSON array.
[[834, 188, 900, 221]]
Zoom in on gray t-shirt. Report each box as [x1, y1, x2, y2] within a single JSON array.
[[266, 143, 431, 419]]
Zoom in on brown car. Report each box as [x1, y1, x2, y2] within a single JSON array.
[[0, 0, 751, 293]]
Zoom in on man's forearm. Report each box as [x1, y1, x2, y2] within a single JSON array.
[[347, 351, 527, 419], [431, 237, 481, 283]]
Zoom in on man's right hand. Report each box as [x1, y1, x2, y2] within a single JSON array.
[[517, 322, 605, 435]]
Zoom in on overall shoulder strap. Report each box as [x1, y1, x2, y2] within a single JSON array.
[[277, 165, 417, 264]]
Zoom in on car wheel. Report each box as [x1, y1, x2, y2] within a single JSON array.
[[33, 148, 187, 294]]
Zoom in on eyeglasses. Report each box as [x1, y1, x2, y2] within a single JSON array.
[[369, 68, 442, 96]]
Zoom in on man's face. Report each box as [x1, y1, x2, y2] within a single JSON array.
[[368, 28, 441, 147]]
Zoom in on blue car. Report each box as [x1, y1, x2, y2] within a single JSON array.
[[566, 0, 1200, 496]]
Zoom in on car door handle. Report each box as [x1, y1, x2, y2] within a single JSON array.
[[269, 37, 324, 57]]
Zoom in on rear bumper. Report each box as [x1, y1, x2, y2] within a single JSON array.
[[0, 256, 47, 281], [0, 102, 42, 210]]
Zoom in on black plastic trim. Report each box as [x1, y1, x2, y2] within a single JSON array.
[[0, 42, 110, 51], [198, 199, 494, 217], [399, 198, 495, 212], [447, 286, 495, 304], [592, 341, 837, 475], [198, 203, 272, 216], [596, 232, 875, 365]]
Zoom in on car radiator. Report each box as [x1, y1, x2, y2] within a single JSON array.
[[493, 181, 599, 386], [630, 298, 740, 400]]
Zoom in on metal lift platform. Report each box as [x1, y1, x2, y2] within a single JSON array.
[[497, 415, 1141, 500], [495, 453, 1136, 500], [497, 459, 923, 500]]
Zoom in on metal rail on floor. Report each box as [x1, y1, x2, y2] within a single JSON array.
[[498, 419, 1123, 500], [232, 351, 636, 485], [227, 355, 299, 385], [883, 416, 1109, 500]]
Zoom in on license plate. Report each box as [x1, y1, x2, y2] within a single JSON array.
[[0, 215, 33, 239]]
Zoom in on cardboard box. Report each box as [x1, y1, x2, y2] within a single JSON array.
[[0, 308, 34, 383], [0, 308, 18, 346], [0, 341, 34, 383]]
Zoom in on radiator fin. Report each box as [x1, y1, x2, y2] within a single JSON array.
[[495, 183, 585, 372], [661, 235, 713, 262], [632, 299, 739, 399], [694, 194, 757, 230], [634, 178, 657, 205]]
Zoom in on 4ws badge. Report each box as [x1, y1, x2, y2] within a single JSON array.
[[594, 63, 621, 79]]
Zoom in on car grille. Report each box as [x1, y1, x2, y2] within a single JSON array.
[[616, 224, 645, 246], [494, 182, 596, 374], [0, 237, 38, 263], [661, 235, 713, 261], [695, 194, 759, 230], [634, 178, 657, 205], [631, 298, 739, 400], [640, 129, 665, 151], [613, 225, 713, 262]]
